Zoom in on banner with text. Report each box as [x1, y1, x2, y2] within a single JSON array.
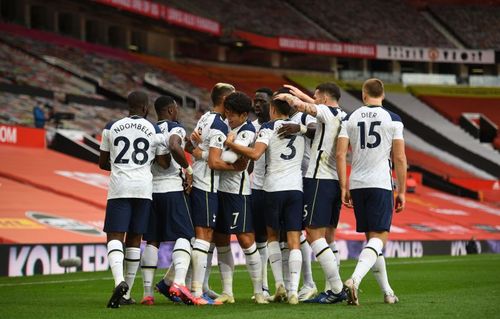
[[94, 0, 220, 35], [377, 45, 495, 64], [0, 125, 45, 148]]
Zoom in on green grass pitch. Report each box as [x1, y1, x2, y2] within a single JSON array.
[[1, 254, 499, 319]]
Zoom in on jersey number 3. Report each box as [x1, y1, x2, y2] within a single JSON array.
[[280, 135, 297, 160], [357, 121, 381, 149], [114, 136, 150, 165]]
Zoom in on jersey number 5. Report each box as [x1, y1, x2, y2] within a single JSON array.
[[357, 121, 381, 149], [114, 137, 150, 165], [280, 135, 297, 160]]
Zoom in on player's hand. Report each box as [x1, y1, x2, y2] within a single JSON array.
[[225, 132, 236, 146], [395, 193, 405, 213], [341, 188, 353, 208], [191, 130, 202, 144], [284, 84, 314, 103], [192, 147, 203, 160], [183, 172, 193, 194], [232, 157, 249, 171], [278, 123, 300, 138], [273, 93, 301, 108]]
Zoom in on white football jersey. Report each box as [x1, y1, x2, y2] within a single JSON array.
[[290, 111, 316, 176], [192, 112, 229, 193], [338, 106, 404, 190], [152, 120, 186, 193], [219, 120, 256, 195], [305, 104, 346, 180], [256, 119, 305, 192], [100, 115, 168, 200], [251, 119, 266, 190]]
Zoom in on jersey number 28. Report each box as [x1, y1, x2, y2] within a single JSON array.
[[114, 137, 150, 165]]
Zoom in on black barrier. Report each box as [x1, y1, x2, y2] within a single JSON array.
[[0, 83, 54, 98], [1, 240, 498, 277]]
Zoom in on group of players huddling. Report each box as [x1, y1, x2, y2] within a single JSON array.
[[99, 78, 407, 308]]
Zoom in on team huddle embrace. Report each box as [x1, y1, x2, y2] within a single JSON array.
[[99, 78, 407, 308]]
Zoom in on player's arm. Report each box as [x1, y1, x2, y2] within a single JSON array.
[[278, 122, 316, 139], [225, 133, 267, 161], [284, 84, 315, 104], [98, 151, 111, 171], [208, 147, 248, 171], [169, 134, 190, 169], [336, 136, 352, 208], [392, 139, 407, 213], [274, 93, 318, 117]]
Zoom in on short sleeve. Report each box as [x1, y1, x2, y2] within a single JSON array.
[[338, 120, 349, 139], [256, 127, 273, 145], [209, 131, 227, 149], [170, 126, 186, 140], [99, 129, 110, 152], [304, 114, 317, 126], [392, 122, 404, 140], [155, 133, 169, 155]]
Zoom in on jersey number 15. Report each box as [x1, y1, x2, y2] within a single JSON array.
[[357, 121, 381, 149]]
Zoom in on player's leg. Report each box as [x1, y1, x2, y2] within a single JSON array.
[[202, 242, 219, 299], [265, 191, 286, 302], [298, 232, 316, 300], [368, 229, 398, 304], [189, 187, 218, 304], [104, 198, 132, 308], [285, 190, 305, 305], [238, 232, 267, 304], [140, 241, 158, 305], [164, 191, 196, 304], [121, 198, 151, 304], [345, 188, 392, 306], [326, 228, 341, 268], [252, 189, 270, 296], [214, 230, 234, 303], [280, 234, 290, 292]]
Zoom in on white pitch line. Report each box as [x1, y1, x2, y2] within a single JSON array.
[[0, 256, 497, 287]]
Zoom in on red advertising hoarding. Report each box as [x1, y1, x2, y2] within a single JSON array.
[[0, 125, 45, 148]]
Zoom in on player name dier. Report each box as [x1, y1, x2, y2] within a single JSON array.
[[361, 111, 377, 118], [113, 122, 154, 137]]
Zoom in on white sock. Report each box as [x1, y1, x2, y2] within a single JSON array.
[[163, 264, 175, 286], [329, 241, 340, 268], [123, 247, 141, 299], [281, 242, 290, 291], [140, 244, 158, 297], [372, 253, 394, 295], [288, 249, 302, 295], [311, 238, 343, 294], [203, 243, 215, 293], [352, 238, 384, 288], [300, 233, 315, 288], [267, 241, 284, 288], [191, 239, 210, 297], [107, 240, 124, 287], [243, 243, 263, 295], [217, 245, 234, 296], [256, 242, 269, 291], [185, 264, 192, 289], [172, 238, 192, 286]]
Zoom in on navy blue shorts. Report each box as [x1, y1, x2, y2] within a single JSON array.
[[350, 188, 394, 233], [190, 187, 218, 229], [251, 189, 267, 242], [104, 198, 151, 234], [215, 191, 253, 234], [303, 178, 341, 228], [265, 190, 303, 232], [143, 191, 195, 242]]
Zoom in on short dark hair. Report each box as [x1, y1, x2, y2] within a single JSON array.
[[224, 91, 253, 115], [362, 78, 384, 98], [154, 96, 176, 114], [127, 91, 149, 110], [270, 88, 292, 116], [255, 87, 273, 97], [316, 82, 341, 101], [211, 82, 235, 106]]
